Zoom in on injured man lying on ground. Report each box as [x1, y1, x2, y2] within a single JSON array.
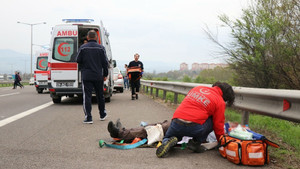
[[107, 119, 218, 151]]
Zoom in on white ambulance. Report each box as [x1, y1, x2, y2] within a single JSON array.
[[34, 51, 49, 93], [48, 19, 115, 103]]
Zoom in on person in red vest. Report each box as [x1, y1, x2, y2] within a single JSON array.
[[156, 81, 235, 158]]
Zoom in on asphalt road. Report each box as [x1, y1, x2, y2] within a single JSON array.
[[0, 86, 276, 169]]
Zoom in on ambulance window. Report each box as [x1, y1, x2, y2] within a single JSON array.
[[53, 37, 77, 62], [36, 57, 48, 71]]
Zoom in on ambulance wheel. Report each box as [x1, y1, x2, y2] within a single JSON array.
[[37, 89, 43, 94], [52, 97, 61, 103], [120, 88, 123, 93], [105, 97, 111, 102]]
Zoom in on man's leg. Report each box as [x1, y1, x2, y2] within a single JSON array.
[[131, 80, 136, 100], [93, 80, 106, 119], [82, 80, 93, 123], [135, 80, 140, 99], [187, 117, 213, 153]]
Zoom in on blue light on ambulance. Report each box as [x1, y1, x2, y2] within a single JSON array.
[[62, 19, 94, 23]]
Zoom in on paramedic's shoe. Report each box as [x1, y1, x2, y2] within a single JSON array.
[[136, 94, 138, 100], [108, 121, 119, 138], [156, 137, 178, 158], [187, 140, 206, 153], [131, 95, 135, 100]]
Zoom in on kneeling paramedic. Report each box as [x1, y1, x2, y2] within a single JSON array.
[[156, 82, 235, 158]]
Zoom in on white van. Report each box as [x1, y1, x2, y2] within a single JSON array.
[[34, 51, 49, 93], [48, 19, 115, 103]]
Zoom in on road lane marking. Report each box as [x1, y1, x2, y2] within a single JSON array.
[[0, 92, 20, 97], [0, 101, 54, 127], [0, 96, 68, 127]]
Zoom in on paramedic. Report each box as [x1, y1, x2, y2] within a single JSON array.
[[107, 119, 170, 142], [156, 82, 235, 158], [128, 53, 144, 100], [77, 30, 109, 124]]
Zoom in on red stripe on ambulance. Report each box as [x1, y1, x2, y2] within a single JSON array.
[[51, 63, 77, 70]]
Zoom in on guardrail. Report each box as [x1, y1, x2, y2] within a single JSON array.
[[141, 80, 300, 124]]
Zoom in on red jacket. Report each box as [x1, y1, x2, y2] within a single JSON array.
[[172, 86, 225, 141]]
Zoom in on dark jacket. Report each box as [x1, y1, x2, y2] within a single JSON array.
[[76, 40, 108, 81]]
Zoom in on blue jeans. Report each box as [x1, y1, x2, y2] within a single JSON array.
[[163, 117, 213, 143]]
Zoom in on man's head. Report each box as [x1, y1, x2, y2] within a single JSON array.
[[212, 81, 235, 107], [87, 30, 97, 40], [134, 53, 140, 62]]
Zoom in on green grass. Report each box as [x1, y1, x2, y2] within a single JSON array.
[[0, 82, 29, 88]]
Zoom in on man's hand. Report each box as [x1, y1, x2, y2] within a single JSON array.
[[103, 77, 107, 81]]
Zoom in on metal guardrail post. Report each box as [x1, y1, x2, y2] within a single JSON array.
[[163, 90, 167, 100], [143, 85, 145, 92], [156, 88, 159, 97], [146, 86, 148, 94], [150, 87, 153, 95], [174, 93, 178, 104], [241, 111, 250, 125]]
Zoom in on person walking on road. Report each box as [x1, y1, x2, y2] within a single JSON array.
[[123, 64, 129, 90], [156, 82, 235, 158], [76, 30, 109, 124], [128, 53, 143, 100], [13, 71, 24, 89]]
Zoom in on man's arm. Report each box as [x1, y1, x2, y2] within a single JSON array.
[[76, 47, 83, 64], [101, 47, 109, 79]]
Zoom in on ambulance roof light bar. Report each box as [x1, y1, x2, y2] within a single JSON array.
[[62, 19, 94, 23]]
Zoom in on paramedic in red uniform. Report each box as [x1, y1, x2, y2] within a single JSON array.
[[128, 53, 144, 100], [156, 82, 235, 158], [76, 30, 108, 124]]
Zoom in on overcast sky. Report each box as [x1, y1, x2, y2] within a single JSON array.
[[0, 0, 248, 72]]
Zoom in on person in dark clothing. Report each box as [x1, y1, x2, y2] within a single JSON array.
[[13, 71, 24, 89], [76, 30, 109, 124], [128, 53, 144, 100]]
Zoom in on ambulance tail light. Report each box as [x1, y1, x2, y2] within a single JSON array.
[[35, 85, 39, 88], [34, 74, 36, 81], [47, 63, 51, 80], [49, 88, 55, 92], [103, 87, 107, 92]]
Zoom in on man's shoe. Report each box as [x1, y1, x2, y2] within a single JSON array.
[[100, 114, 107, 121], [156, 137, 178, 158], [107, 121, 119, 138], [187, 139, 206, 153], [115, 118, 123, 130], [131, 95, 135, 100], [136, 94, 138, 100], [83, 119, 93, 124]]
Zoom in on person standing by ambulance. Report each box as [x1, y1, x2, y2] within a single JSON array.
[[77, 30, 108, 124], [128, 53, 144, 100]]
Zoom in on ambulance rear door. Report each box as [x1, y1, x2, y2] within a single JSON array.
[[35, 52, 48, 86], [50, 25, 79, 88]]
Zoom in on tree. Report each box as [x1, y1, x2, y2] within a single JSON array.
[[182, 75, 192, 82], [205, 0, 300, 89]]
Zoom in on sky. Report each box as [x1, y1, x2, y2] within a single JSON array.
[[0, 0, 249, 73]]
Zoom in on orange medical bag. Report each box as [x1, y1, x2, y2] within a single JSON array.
[[218, 135, 279, 166]]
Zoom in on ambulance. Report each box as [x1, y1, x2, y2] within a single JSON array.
[[48, 19, 115, 103], [34, 51, 49, 93]]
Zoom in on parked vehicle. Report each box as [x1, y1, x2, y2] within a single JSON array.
[[113, 67, 124, 93], [34, 51, 49, 93], [29, 77, 35, 85], [47, 19, 115, 103]]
